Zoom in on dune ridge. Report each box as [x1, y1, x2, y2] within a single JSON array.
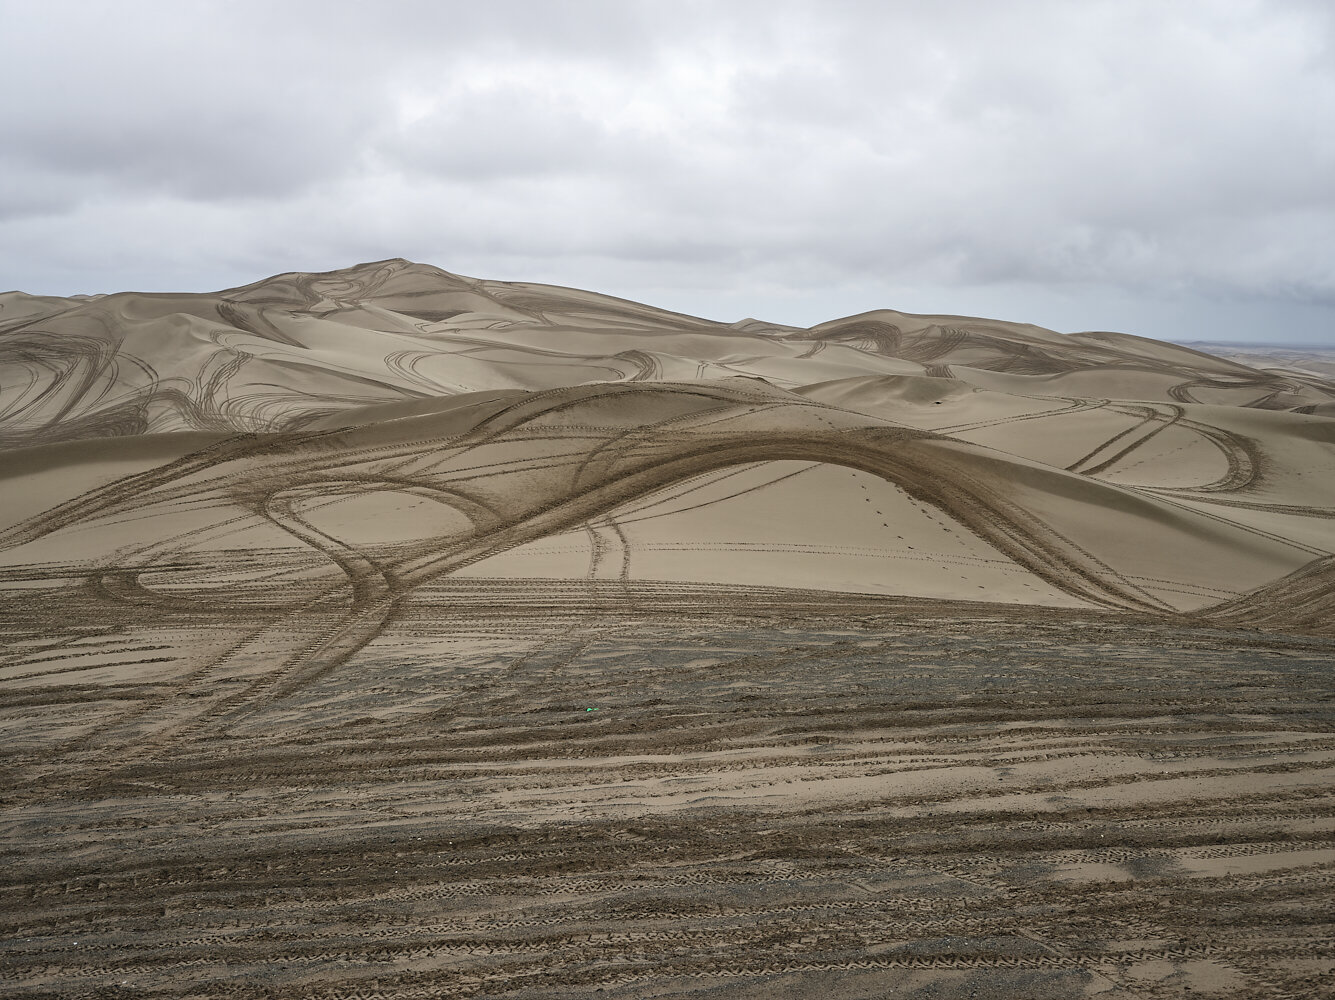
[[3, 258, 1331, 450]]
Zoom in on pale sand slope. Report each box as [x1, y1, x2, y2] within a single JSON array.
[[1, 258, 1332, 629], [2, 259, 1332, 449]]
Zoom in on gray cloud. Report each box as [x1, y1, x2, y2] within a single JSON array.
[[2, 0, 1333, 342]]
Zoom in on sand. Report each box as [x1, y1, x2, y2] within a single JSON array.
[[0, 259, 1332, 998]]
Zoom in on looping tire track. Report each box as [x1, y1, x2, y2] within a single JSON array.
[[6, 379, 1328, 769]]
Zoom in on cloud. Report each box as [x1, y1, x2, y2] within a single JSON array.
[[1, 0, 1333, 341]]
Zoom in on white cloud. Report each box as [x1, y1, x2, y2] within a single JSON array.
[[1, 0, 1332, 341]]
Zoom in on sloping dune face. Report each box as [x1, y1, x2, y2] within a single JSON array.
[[1, 258, 1331, 631], [4, 260, 1335, 998]]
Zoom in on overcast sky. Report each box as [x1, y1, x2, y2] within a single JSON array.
[[3, 0, 1333, 343]]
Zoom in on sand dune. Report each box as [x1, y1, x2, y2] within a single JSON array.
[[2, 259, 1333, 998], [2, 258, 1331, 626], [3, 259, 1331, 449]]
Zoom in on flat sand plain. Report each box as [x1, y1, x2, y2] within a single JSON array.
[[1, 260, 1332, 997]]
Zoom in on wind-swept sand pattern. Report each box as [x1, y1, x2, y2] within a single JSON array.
[[1, 260, 1332, 998]]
